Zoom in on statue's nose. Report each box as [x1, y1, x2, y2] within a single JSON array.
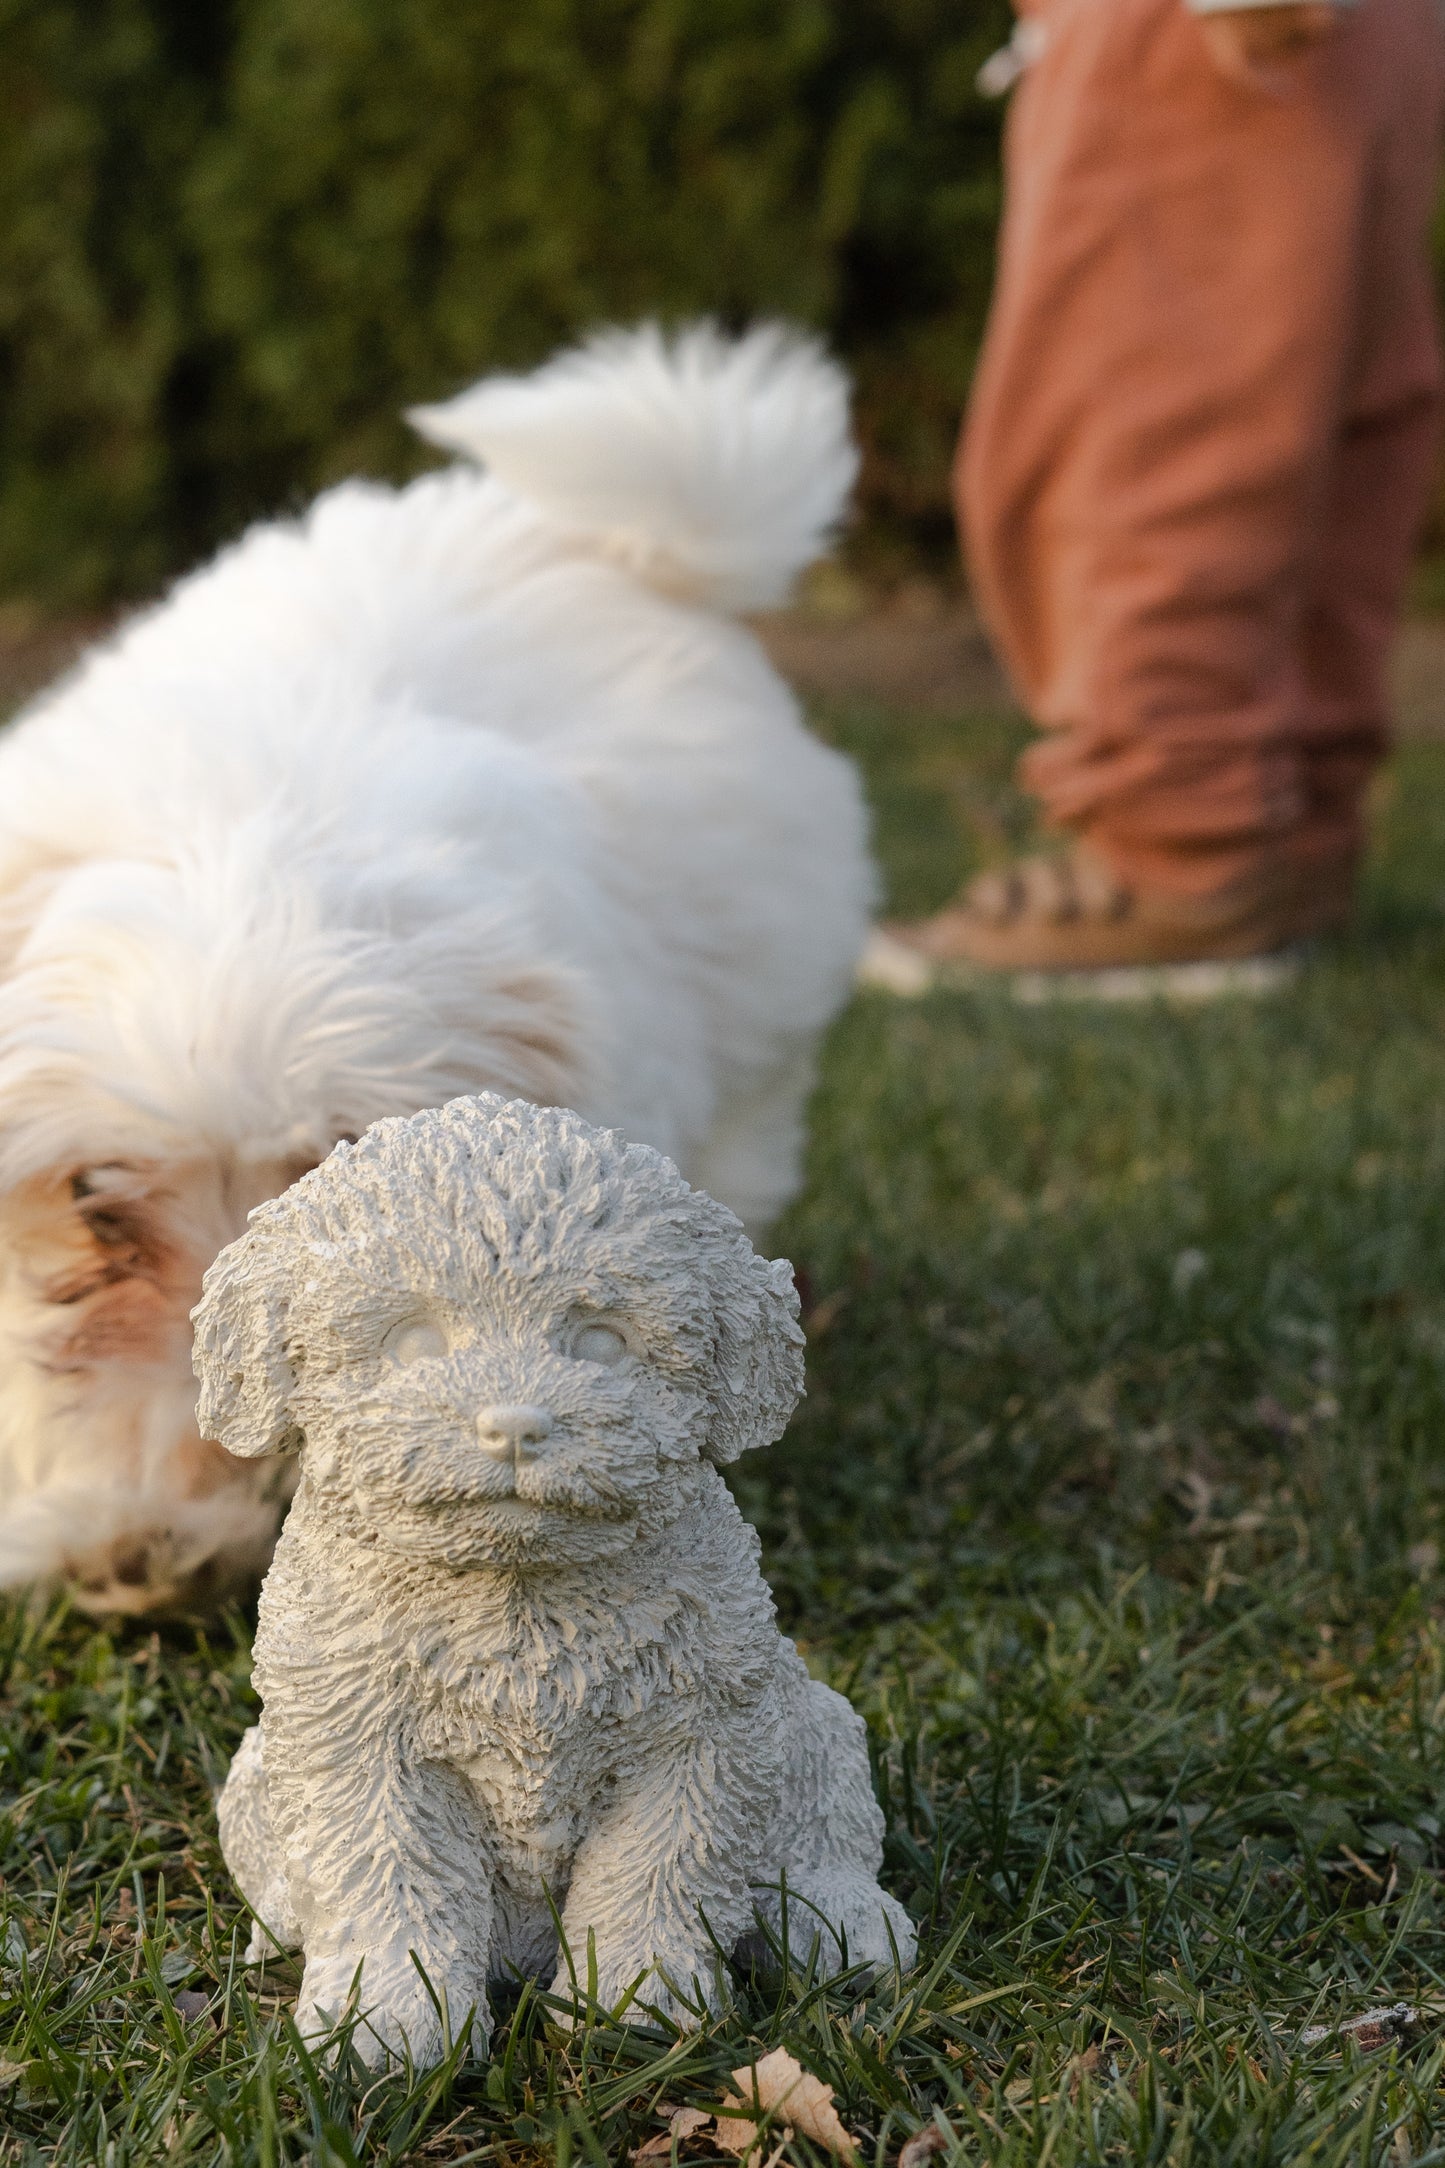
[[475, 1404, 555, 1461]]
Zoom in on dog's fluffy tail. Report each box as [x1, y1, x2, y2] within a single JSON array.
[[407, 321, 857, 612]]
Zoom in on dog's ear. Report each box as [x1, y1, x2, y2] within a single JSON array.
[[191, 1237, 298, 1459], [704, 1253, 806, 1465]]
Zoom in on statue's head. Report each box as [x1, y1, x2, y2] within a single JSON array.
[[192, 1094, 804, 1568]]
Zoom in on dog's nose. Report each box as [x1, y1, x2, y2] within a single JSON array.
[[475, 1404, 554, 1460]]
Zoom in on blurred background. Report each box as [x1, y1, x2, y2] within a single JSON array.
[[0, 0, 1139, 613], [3, 3, 1444, 712]]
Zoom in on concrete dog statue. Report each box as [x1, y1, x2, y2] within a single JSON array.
[[197, 1094, 914, 2064]]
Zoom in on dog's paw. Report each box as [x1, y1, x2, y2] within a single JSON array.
[[239, 1884, 303, 1966], [753, 1873, 916, 1977], [296, 1947, 486, 2068], [844, 1889, 916, 1975]]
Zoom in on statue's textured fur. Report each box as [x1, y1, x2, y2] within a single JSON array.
[[197, 1096, 914, 2065]]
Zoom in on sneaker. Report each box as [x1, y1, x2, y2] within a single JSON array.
[[876, 846, 1352, 977]]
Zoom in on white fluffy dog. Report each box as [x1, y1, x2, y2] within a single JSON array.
[[0, 323, 872, 1613], [201, 1095, 914, 2064]]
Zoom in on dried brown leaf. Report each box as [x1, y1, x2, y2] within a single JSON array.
[[1066, 2044, 1102, 2096], [714, 2107, 761, 2157], [716, 2048, 858, 2160], [632, 2106, 714, 2159], [898, 2125, 950, 2168]]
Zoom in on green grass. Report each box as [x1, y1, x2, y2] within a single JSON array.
[[8, 702, 1445, 2163]]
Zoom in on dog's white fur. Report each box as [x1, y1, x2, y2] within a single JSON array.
[[202, 1095, 914, 2065], [0, 322, 872, 1612]]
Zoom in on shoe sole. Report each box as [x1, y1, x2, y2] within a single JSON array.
[[858, 928, 1308, 1004]]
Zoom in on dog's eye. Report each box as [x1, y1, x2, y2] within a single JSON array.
[[383, 1319, 448, 1364], [71, 1163, 135, 1202], [570, 1322, 630, 1367]]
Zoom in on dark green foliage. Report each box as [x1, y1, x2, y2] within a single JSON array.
[[189, 0, 851, 496], [0, 1, 211, 602], [0, 0, 1012, 605]]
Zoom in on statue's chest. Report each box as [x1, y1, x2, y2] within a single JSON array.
[[458, 1714, 623, 1877], [410, 1609, 697, 1864]]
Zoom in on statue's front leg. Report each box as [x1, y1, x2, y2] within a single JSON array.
[[759, 1665, 916, 1977], [553, 1717, 776, 2024], [266, 1714, 495, 2066], [217, 1723, 302, 1961]]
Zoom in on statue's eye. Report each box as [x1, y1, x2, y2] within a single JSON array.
[[383, 1319, 448, 1364], [570, 1321, 630, 1367]]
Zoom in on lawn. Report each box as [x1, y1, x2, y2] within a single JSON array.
[[6, 690, 1445, 2164]]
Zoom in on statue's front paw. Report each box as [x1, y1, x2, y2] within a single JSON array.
[[753, 1874, 916, 1976], [297, 1946, 486, 2068], [845, 1889, 917, 1974], [241, 1879, 303, 1965]]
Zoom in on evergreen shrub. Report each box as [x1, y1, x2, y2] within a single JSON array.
[[0, 0, 221, 602], [0, 0, 1011, 604]]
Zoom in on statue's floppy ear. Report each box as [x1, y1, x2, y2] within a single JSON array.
[[191, 1235, 298, 1459], [704, 1253, 806, 1465]]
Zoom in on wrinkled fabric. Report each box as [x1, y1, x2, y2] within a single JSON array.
[[957, 0, 1445, 897]]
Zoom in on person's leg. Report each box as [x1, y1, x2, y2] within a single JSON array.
[[910, 0, 1441, 968], [1294, 0, 1445, 873]]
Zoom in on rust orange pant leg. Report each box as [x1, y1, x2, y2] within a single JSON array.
[[956, 0, 1445, 901]]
